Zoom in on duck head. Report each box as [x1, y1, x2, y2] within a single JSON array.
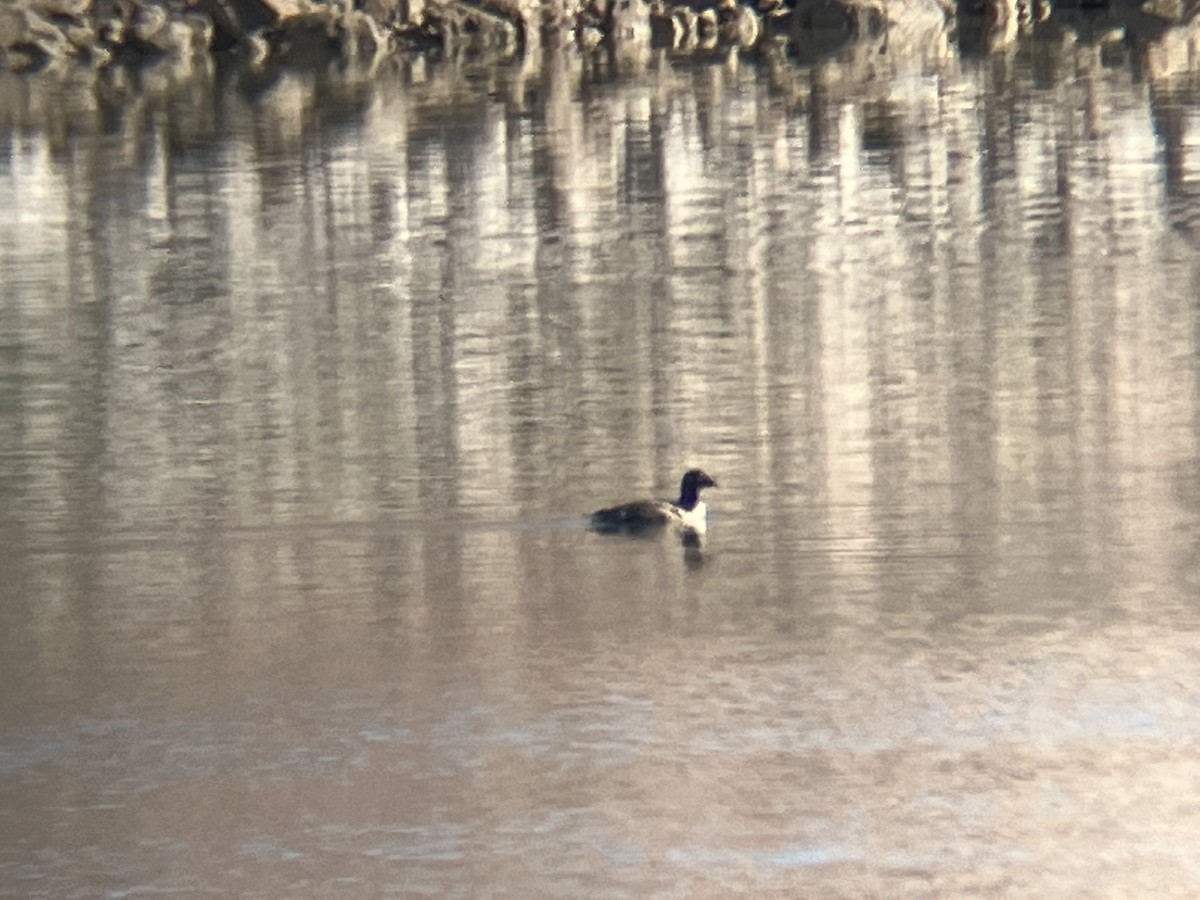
[[677, 469, 717, 509]]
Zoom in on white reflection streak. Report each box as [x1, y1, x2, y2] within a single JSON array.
[[818, 104, 872, 524]]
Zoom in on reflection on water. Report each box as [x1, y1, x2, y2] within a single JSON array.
[[4, 40, 1200, 895]]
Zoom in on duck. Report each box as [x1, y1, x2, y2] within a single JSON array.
[[589, 469, 717, 535]]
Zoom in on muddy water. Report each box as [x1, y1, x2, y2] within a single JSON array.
[[3, 44, 1200, 895]]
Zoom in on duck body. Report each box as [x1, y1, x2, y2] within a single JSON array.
[[589, 469, 717, 535]]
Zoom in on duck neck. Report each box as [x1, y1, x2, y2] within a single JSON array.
[[676, 481, 700, 511]]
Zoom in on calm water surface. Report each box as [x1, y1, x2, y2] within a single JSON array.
[[3, 41, 1200, 895]]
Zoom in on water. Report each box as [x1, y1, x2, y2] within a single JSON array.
[[3, 40, 1200, 895]]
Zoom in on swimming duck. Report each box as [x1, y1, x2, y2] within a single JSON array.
[[589, 469, 717, 534]]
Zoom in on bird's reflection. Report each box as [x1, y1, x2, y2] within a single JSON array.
[[587, 517, 710, 567], [680, 527, 708, 569]]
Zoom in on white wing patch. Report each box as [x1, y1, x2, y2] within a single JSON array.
[[669, 500, 708, 534]]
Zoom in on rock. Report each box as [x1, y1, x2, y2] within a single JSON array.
[[483, 0, 542, 47], [761, 4, 790, 35], [268, 11, 346, 67], [670, 4, 698, 44], [189, 0, 288, 50], [792, 0, 886, 33], [359, 0, 405, 26], [0, 0, 956, 75], [341, 7, 389, 60], [29, 0, 94, 17], [652, 3, 700, 46], [155, 15, 213, 55], [1144, 13, 1200, 81], [577, 20, 604, 45], [718, 0, 760, 47], [0, 7, 32, 66], [1141, 0, 1186, 20], [245, 29, 270, 62], [607, 0, 652, 43], [61, 15, 104, 61], [131, 2, 168, 44], [0, 6, 74, 71], [183, 12, 215, 51], [418, 0, 520, 50]]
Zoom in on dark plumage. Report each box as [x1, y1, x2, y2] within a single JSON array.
[[589, 469, 717, 534]]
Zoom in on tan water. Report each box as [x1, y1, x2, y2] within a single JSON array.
[[3, 43, 1200, 895]]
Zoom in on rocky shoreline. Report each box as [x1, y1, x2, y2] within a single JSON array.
[[1, 0, 1197, 82]]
